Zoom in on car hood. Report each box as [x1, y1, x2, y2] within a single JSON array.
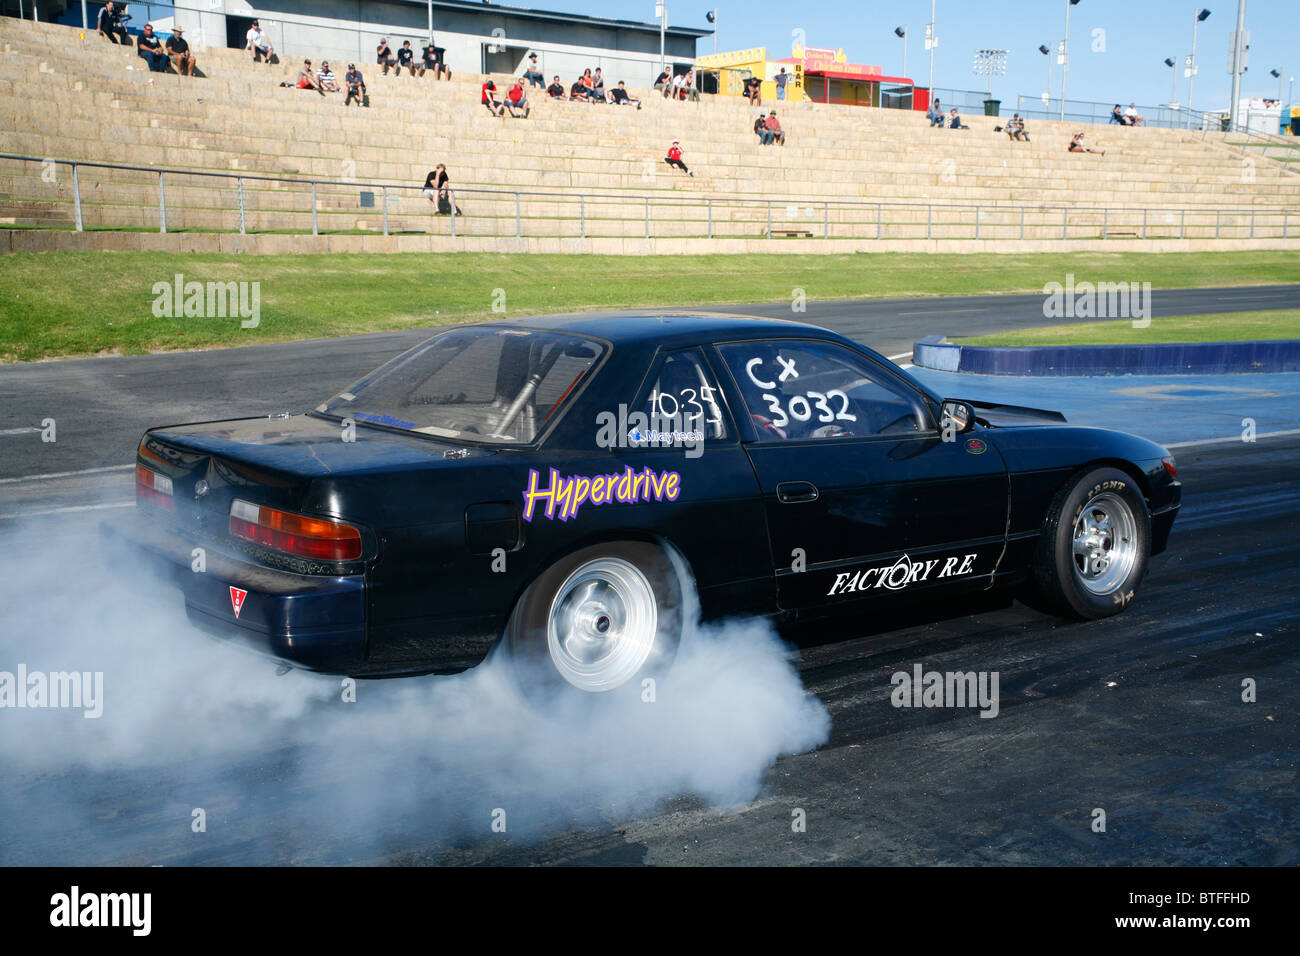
[[965, 399, 1068, 427]]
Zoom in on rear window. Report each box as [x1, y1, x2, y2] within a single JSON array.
[[315, 327, 604, 445]]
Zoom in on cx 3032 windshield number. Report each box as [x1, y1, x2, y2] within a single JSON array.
[[744, 355, 856, 429]]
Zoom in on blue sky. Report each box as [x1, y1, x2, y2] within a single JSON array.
[[599, 0, 1298, 110]]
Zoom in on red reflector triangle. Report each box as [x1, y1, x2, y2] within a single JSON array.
[[229, 586, 248, 619]]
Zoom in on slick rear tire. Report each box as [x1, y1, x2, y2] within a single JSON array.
[[1033, 466, 1151, 620], [507, 541, 682, 697]]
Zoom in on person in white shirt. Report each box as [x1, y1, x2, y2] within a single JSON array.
[[1124, 103, 1144, 126], [317, 61, 339, 92], [246, 20, 273, 63], [670, 71, 687, 101]]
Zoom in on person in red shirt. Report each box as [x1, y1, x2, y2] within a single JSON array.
[[505, 79, 530, 118], [764, 110, 785, 145], [665, 140, 693, 177], [481, 79, 504, 117]]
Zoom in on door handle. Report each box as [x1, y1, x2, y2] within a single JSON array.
[[776, 481, 819, 504]]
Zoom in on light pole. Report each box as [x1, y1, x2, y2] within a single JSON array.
[[656, 3, 666, 76], [1271, 68, 1283, 103], [973, 48, 1007, 107], [1040, 44, 1052, 107], [926, 0, 936, 99], [1165, 57, 1178, 116], [895, 26, 908, 78], [1059, 0, 1081, 121], [1227, 0, 1248, 132], [427, 0, 433, 46], [707, 9, 717, 55], [1187, 8, 1210, 129]]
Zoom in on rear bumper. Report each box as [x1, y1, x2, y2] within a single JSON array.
[[103, 510, 367, 673]]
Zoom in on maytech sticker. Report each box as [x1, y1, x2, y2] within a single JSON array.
[[522, 466, 681, 522], [827, 552, 978, 597]]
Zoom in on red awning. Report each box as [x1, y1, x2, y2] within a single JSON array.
[[804, 70, 913, 85]]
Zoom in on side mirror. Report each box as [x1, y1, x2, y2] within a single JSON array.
[[939, 399, 976, 434]]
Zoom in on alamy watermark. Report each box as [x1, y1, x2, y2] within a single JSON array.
[[151, 273, 261, 328], [1042, 274, 1152, 328], [891, 663, 999, 718], [595, 404, 704, 459], [0, 665, 103, 718]]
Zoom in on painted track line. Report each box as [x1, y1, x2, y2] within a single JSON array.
[[0, 501, 134, 520], [0, 464, 135, 485], [1164, 428, 1300, 450]]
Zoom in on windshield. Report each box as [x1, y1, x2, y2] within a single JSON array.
[[315, 327, 605, 445]]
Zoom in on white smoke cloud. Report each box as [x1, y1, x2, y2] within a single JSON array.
[[0, 518, 829, 863]]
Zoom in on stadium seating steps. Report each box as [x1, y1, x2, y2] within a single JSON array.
[[1, 16, 1297, 253]]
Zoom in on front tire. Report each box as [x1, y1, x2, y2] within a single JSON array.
[[507, 541, 682, 696], [1033, 467, 1151, 619]]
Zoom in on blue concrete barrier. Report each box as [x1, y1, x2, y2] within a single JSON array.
[[913, 334, 1300, 376]]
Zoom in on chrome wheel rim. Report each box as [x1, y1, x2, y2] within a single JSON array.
[[1072, 492, 1138, 595], [547, 557, 658, 692]]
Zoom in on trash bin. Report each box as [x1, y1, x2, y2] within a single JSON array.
[[983, 99, 1001, 116]]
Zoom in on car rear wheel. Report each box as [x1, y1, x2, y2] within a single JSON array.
[[507, 541, 682, 695], [1034, 467, 1151, 619]]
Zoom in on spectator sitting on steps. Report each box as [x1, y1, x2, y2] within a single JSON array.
[[1069, 132, 1104, 154], [98, 2, 130, 44], [165, 26, 195, 76], [505, 79, 531, 118], [396, 41, 416, 77], [927, 98, 944, 126], [317, 60, 339, 92], [423, 164, 459, 215], [296, 58, 325, 95], [344, 64, 367, 106], [609, 81, 641, 109], [765, 110, 785, 145], [754, 114, 773, 145], [744, 74, 761, 105], [681, 70, 701, 102], [671, 70, 687, 100], [947, 108, 968, 129], [665, 139, 693, 176], [523, 53, 545, 88], [1005, 113, 1028, 141], [376, 38, 396, 75], [481, 79, 505, 116], [136, 23, 167, 73], [654, 68, 672, 95], [1110, 104, 1127, 125], [591, 68, 607, 101], [246, 20, 274, 63], [547, 75, 567, 99], [419, 42, 449, 80], [1124, 103, 1144, 126]]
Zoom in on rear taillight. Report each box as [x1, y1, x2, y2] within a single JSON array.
[[229, 499, 362, 561], [1162, 456, 1177, 480], [135, 464, 174, 511]]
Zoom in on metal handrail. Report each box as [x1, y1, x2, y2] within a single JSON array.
[[2, 153, 1296, 241]]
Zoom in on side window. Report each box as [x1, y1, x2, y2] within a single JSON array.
[[717, 340, 928, 441], [632, 349, 730, 450]]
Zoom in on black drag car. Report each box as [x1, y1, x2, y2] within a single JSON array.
[[117, 315, 1181, 692]]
